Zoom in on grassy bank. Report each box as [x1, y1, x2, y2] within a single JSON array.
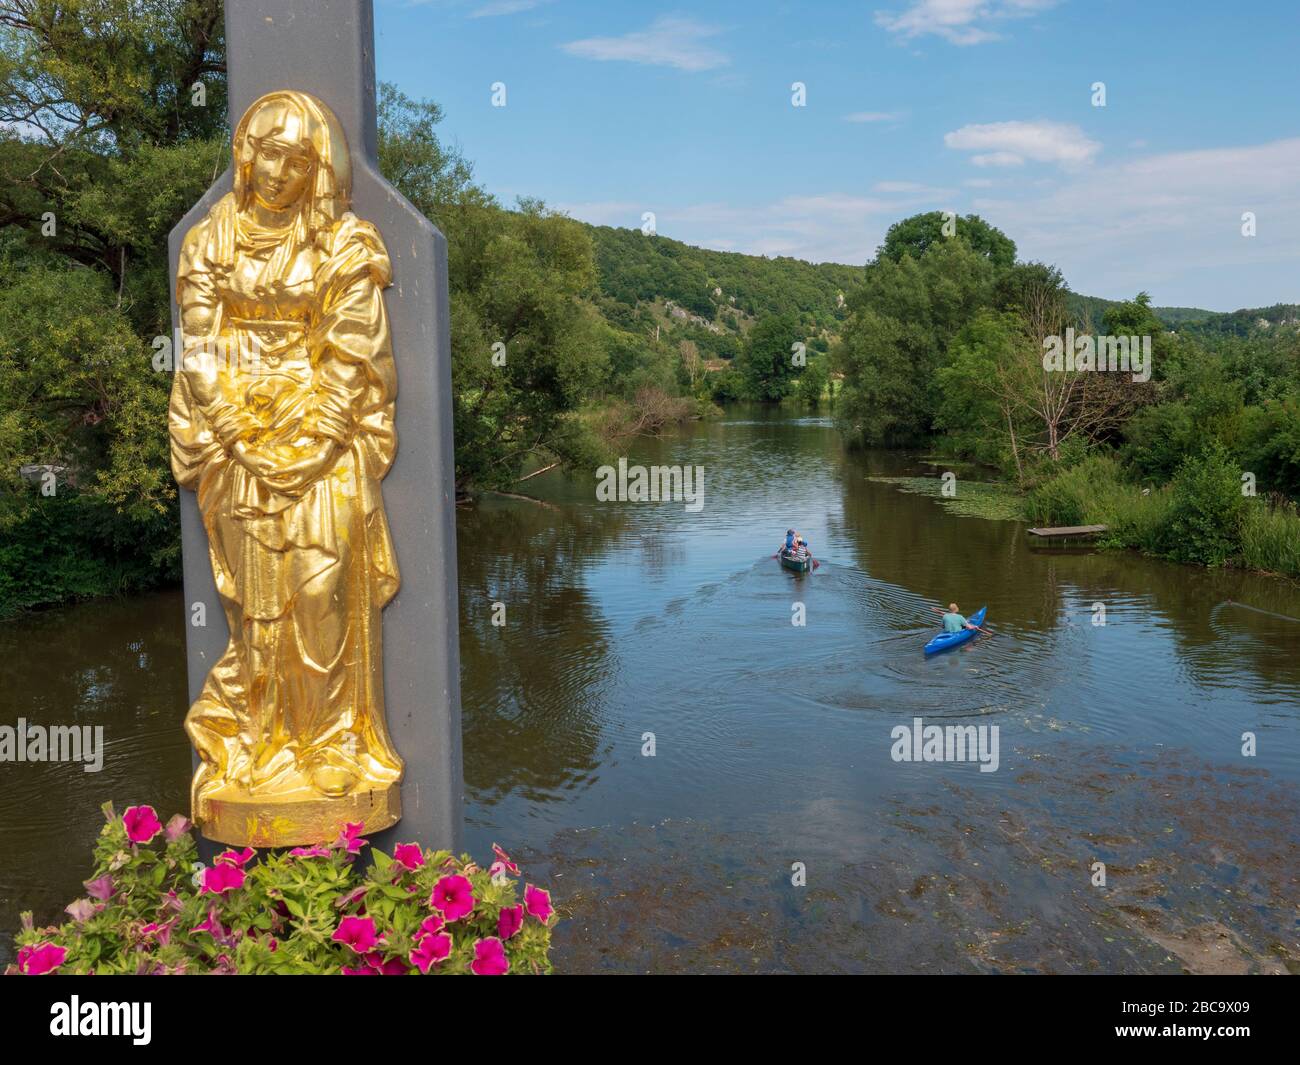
[[1024, 453, 1300, 579]]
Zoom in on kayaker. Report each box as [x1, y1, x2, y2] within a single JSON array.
[[942, 603, 977, 633]]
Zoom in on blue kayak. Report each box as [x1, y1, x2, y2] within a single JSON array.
[[924, 606, 987, 656]]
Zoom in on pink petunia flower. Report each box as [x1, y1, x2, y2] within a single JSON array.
[[430, 874, 475, 922], [524, 883, 553, 924], [122, 805, 163, 844], [392, 843, 424, 871], [191, 910, 227, 939], [216, 847, 255, 868], [139, 918, 178, 947], [84, 874, 114, 901], [18, 942, 67, 976], [200, 863, 246, 895], [364, 952, 409, 976], [410, 931, 451, 973], [414, 913, 445, 942], [65, 898, 97, 923], [470, 936, 509, 976], [492, 843, 520, 876], [332, 915, 378, 954], [289, 844, 331, 859], [164, 814, 192, 842], [335, 822, 368, 855], [497, 904, 524, 941]]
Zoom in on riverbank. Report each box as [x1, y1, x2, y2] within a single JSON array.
[[865, 444, 1300, 581], [1025, 453, 1300, 579]]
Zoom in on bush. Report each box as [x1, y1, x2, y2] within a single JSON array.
[[0, 491, 179, 618], [10, 803, 556, 976], [1159, 444, 1247, 567], [1240, 498, 1300, 577], [796, 357, 829, 406], [1024, 454, 1128, 528], [710, 368, 746, 403]]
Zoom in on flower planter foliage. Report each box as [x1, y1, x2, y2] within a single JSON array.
[[10, 803, 555, 975]]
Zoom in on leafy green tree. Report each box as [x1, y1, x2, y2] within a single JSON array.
[[1122, 401, 1198, 484], [877, 211, 1016, 269], [0, 239, 169, 525], [835, 239, 996, 446], [795, 355, 828, 406], [738, 312, 800, 402], [1240, 397, 1300, 498], [0, 0, 227, 612], [935, 310, 1036, 474], [994, 262, 1066, 317]]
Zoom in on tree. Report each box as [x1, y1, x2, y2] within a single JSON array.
[[738, 313, 800, 402], [0, 0, 226, 150], [0, 0, 229, 611], [935, 310, 1036, 479], [835, 239, 996, 446], [796, 355, 828, 407], [877, 211, 1016, 269], [679, 339, 701, 392]]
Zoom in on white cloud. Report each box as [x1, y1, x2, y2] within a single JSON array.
[[945, 120, 1100, 168], [843, 111, 903, 123], [970, 137, 1300, 308], [560, 16, 729, 71], [970, 151, 1024, 167], [875, 0, 1057, 46], [550, 137, 1300, 307]]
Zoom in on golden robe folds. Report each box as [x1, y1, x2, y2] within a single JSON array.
[[169, 91, 403, 846]]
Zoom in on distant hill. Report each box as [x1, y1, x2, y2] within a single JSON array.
[[586, 225, 859, 331], [1068, 292, 1300, 336], [582, 223, 1293, 350], [1167, 303, 1300, 337]]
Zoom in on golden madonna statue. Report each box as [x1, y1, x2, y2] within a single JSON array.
[[170, 90, 403, 846]]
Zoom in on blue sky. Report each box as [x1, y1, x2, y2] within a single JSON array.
[[375, 1, 1300, 311]]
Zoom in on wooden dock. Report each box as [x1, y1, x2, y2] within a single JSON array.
[[1027, 524, 1108, 538]]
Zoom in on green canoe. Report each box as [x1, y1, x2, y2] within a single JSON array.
[[779, 550, 813, 573]]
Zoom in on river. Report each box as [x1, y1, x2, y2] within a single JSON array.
[[2, 407, 1297, 972]]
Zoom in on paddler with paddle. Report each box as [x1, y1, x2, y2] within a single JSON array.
[[931, 603, 989, 635], [940, 603, 978, 633]]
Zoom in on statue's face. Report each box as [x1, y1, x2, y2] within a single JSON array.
[[250, 132, 314, 211]]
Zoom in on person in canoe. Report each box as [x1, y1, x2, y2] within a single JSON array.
[[781, 530, 811, 559], [942, 603, 978, 633]]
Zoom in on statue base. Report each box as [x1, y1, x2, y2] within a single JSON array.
[[195, 781, 401, 848]]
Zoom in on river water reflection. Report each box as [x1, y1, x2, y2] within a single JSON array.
[[2, 408, 1297, 971]]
